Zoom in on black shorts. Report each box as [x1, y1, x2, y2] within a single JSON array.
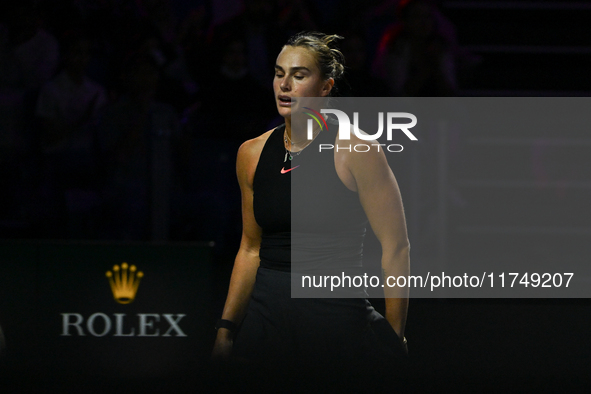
[[231, 266, 408, 393]]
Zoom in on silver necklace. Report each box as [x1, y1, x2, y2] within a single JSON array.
[[283, 128, 320, 162], [284, 132, 304, 162]]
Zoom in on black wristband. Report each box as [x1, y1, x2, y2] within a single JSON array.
[[215, 319, 238, 333]]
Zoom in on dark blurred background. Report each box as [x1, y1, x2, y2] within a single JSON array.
[[1, 0, 590, 392]]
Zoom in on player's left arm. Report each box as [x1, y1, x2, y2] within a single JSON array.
[[346, 137, 410, 341]]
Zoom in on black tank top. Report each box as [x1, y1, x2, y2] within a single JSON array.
[[253, 118, 368, 272]]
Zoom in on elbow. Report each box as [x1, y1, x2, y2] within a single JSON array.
[[381, 238, 410, 262], [394, 238, 410, 255], [380, 233, 410, 249]]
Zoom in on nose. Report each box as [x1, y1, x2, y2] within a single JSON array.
[[280, 76, 291, 92]]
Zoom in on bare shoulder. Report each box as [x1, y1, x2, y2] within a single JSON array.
[[334, 123, 391, 192], [237, 128, 276, 186], [336, 123, 388, 169]]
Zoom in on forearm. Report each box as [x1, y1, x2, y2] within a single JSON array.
[[220, 247, 260, 326], [382, 245, 410, 338]]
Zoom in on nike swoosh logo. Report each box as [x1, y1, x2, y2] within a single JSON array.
[[281, 165, 299, 174]]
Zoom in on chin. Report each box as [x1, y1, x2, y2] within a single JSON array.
[[276, 106, 292, 119]]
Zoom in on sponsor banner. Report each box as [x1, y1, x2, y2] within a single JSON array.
[[0, 241, 213, 379]]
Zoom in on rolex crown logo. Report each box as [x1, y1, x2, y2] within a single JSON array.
[[106, 263, 143, 304]]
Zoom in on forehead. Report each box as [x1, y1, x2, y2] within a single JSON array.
[[276, 46, 319, 71]]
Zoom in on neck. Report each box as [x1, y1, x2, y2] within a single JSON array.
[[283, 116, 321, 152], [285, 116, 292, 140]]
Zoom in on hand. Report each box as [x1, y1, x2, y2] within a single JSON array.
[[211, 328, 233, 363]]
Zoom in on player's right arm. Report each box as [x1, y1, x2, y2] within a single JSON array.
[[211, 131, 271, 361]]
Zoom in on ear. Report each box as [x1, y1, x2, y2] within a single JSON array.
[[321, 78, 335, 97]]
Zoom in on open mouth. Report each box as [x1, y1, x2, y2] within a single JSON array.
[[278, 95, 295, 105]]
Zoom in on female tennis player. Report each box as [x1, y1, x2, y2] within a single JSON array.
[[212, 32, 410, 393]]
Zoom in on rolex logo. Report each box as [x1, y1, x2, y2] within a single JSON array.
[[106, 263, 143, 304]]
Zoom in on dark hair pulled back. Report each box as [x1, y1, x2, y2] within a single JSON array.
[[285, 31, 345, 83]]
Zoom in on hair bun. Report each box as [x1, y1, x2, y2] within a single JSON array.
[[286, 32, 345, 82]]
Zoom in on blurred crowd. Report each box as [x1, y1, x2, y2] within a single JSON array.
[[0, 0, 472, 246]]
